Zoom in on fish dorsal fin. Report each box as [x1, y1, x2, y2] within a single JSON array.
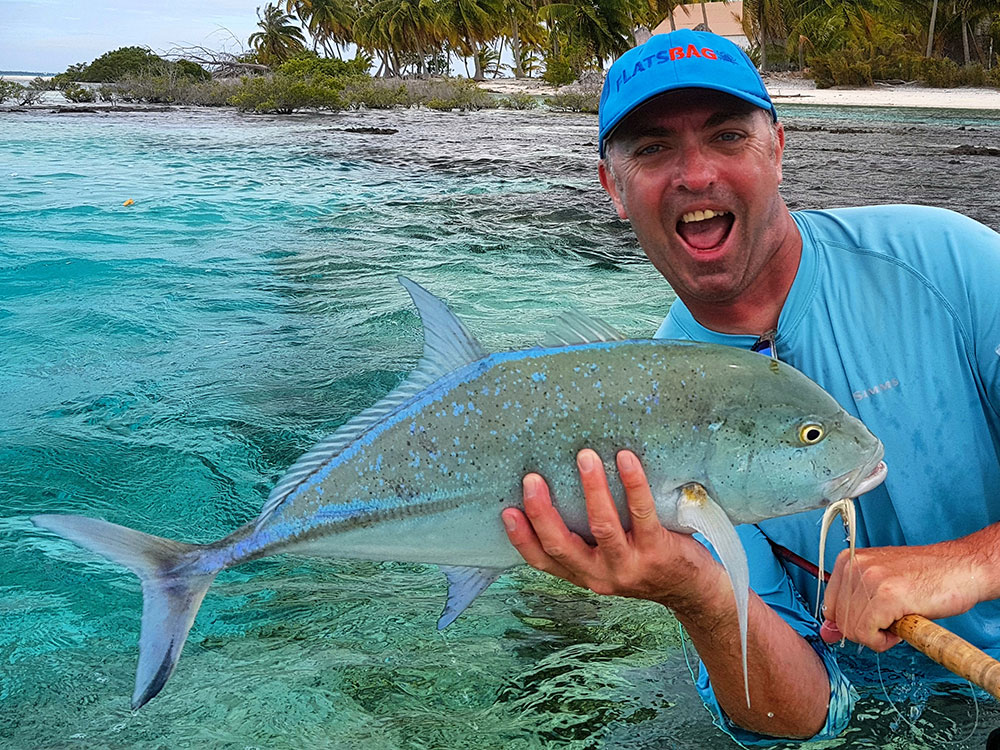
[[540, 310, 626, 348], [437, 565, 505, 629], [255, 277, 487, 530], [398, 276, 487, 382]]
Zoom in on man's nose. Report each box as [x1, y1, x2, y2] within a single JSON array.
[[673, 146, 716, 192]]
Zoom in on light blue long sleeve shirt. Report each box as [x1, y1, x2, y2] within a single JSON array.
[[656, 205, 1000, 742]]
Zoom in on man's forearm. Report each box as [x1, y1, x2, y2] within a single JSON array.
[[673, 584, 831, 739]]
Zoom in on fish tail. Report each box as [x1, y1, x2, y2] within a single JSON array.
[[31, 514, 218, 709]]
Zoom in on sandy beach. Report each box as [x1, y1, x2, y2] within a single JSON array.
[[479, 74, 1000, 110], [5, 71, 1000, 111]]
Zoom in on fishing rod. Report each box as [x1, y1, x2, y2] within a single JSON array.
[[765, 538, 1000, 703]]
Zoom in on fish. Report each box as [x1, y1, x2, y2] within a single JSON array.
[[31, 276, 887, 710]]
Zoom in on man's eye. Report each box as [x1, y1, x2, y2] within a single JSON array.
[[636, 143, 662, 156], [717, 132, 743, 143]]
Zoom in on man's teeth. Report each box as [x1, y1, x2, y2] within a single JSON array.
[[680, 209, 730, 223]]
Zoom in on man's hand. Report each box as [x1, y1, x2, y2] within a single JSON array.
[[503, 448, 834, 738], [821, 540, 990, 651], [501, 448, 727, 610]]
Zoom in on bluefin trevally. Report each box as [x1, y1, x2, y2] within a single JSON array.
[[32, 277, 886, 710]]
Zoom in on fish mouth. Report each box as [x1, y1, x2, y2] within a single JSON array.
[[825, 445, 887, 502]]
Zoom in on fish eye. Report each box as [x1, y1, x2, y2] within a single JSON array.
[[798, 423, 825, 445]]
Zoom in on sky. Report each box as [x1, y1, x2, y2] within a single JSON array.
[[0, 0, 263, 73]]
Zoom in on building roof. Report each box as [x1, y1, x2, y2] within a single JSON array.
[[652, 1, 745, 40]]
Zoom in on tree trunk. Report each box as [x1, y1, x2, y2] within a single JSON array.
[[961, 9, 969, 65], [634, 27, 652, 45], [925, 0, 938, 58], [472, 39, 485, 81], [700, 0, 709, 30], [510, 8, 524, 78], [759, 10, 768, 72]]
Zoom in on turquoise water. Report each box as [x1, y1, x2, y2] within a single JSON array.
[[2, 104, 999, 748]]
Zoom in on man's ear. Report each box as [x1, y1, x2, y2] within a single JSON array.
[[598, 159, 628, 220], [774, 122, 786, 185]]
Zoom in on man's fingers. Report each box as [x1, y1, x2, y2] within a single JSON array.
[[519, 473, 591, 565], [577, 449, 628, 557], [616, 450, 662, 544], [502, 506, 574, 580], [824, 551, 903, 652]]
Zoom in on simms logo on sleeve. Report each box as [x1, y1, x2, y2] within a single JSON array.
[[614, 46, 733, 92]]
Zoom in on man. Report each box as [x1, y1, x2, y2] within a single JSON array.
[[500, 29, 1000, 742]]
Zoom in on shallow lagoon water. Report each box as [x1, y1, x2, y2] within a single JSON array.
[[2, 103, 999, 749]]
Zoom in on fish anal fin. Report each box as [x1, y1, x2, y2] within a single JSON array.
[[437, 565, 505, 630], [674, 483, 751, 708]]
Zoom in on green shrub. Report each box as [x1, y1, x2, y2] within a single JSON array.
[[542, 58, 577, 86], [61, 84, 96, 103], [0, 78, 49, 106], [0, 79, 23, 105], [417, 79, 493, 110], [81, 46, 170, 82], [810, 44, 1000, 89], [50, 64, 87, 88], [278, 53, 371, 79], [51, 48, 212, 87], [544, 90, 599, 113], [229, 73, 346, 113], [810, 51, 873, 88], [499, 91, 538, 110], [174, 59, 212, 82], [341, 78, 409, 108], [101, 74, 241, 106], [17, 83, 45, 105]]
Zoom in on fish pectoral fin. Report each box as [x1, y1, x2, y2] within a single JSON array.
[[674, 483, 751, 708], [437, 565, 506, 630]]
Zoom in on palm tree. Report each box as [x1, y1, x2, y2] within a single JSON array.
[[740, 0, 787, 71], [286, 0, 358, 56], [249, 4, 308, 65], [437, 0, 507, 80], [925, 0, 938, 57], [539, 0, 638, 69], [502, 0, 546, 77], [355, 0, 443, 76]]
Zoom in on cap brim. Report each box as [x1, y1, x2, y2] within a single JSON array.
[[600, 83, 777, 157]]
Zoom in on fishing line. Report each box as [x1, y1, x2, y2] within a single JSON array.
[[676, 621, 752, 750], [874, 650, 921, 734]]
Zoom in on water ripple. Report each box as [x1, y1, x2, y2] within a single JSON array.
[[1, 104, 998, 748]]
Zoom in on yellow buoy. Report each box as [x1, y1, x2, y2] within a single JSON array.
[[123, 199, 134, 207]]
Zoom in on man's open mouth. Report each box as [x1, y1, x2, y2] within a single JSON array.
[[677, 209, 734, 251]]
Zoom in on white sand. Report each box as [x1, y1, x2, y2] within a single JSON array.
[[478, 74, 1000, 110]]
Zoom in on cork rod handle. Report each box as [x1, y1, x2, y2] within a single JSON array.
[[888, 614, 1000, 701]]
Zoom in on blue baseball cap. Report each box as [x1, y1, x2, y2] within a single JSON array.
[[598, 29, 777, 156]]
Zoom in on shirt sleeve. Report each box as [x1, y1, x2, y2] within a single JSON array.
[[966, 221, 1000, 415], [692, 524, 858, 745]]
